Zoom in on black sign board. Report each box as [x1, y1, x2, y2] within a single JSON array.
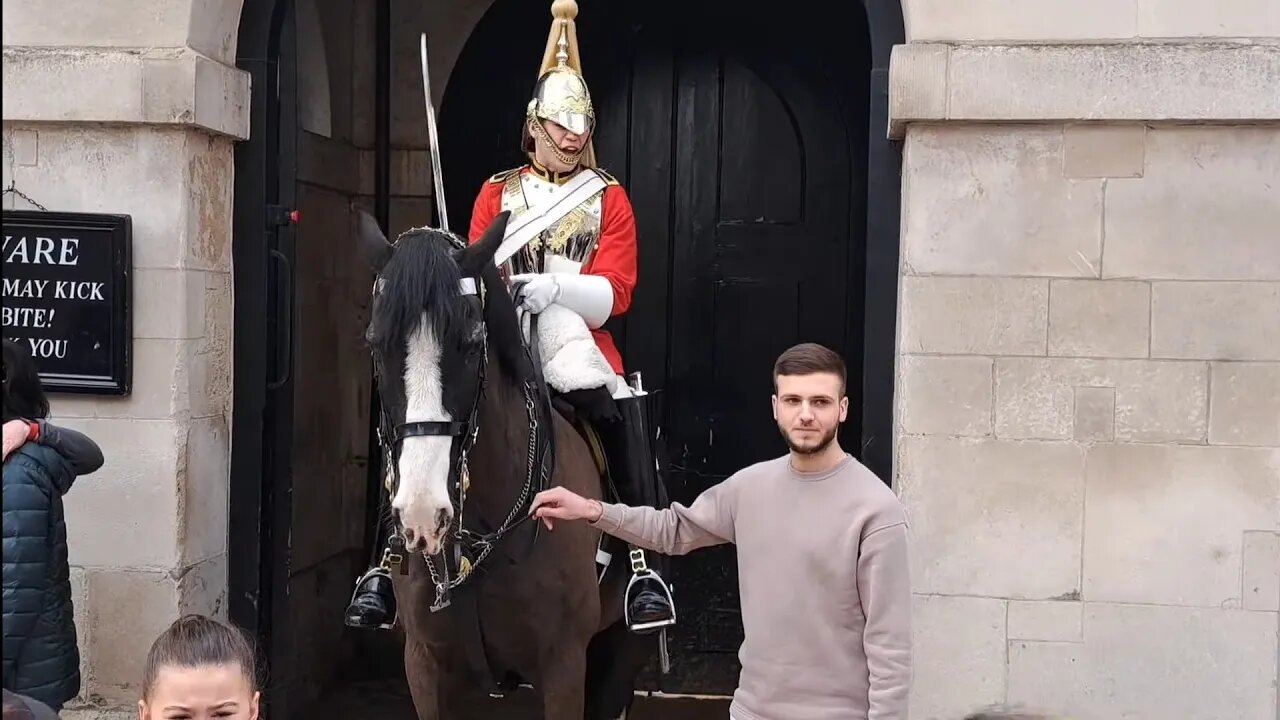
[[2, 210, 132, 395]]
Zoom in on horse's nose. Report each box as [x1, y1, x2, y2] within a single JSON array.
[[434, 507, 450, 534]]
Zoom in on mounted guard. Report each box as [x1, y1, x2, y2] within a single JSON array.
[[344, 0, 677, 637]]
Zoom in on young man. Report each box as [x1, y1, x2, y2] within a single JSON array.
[[343, 0, 676, 634], [530, 343, 913, 719]]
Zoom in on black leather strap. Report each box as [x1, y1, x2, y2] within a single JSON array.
[[396, 420, 467, 441]]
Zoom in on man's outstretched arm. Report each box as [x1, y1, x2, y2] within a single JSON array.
[[530, 479, 738, 556]]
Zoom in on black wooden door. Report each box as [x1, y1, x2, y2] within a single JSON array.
[[598, 29, 863, 694], [440, 0, 868, 695]]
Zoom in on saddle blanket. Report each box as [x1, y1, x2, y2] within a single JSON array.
[[527, 304, 631, 399]]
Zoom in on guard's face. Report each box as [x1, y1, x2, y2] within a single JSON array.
[[772, 372, 847, 455], [542, 120, 590, 154]]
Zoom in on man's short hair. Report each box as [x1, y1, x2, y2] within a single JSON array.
[[772, 342, 846, 394]]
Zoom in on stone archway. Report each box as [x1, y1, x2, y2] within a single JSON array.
[[226, 0, 903, 711]]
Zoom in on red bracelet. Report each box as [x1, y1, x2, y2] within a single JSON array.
[[26, 420, 40, 442]]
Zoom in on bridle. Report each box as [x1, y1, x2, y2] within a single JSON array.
[[372, 230, 555, 612]]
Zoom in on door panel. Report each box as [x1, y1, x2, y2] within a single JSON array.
[[616, 31, 859, 695]]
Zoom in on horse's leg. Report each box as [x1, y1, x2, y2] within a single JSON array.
[[585, 620, 654, 720], [403, 638, 443, 720], [540, 644, 589, 720]]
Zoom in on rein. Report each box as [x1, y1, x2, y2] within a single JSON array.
[[373, 241, 556, 612]]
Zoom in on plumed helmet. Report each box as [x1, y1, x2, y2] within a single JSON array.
[[522, 0, 597, 167]]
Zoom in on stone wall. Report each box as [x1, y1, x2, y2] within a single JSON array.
[[891, 2, 1280, 716], [2, 0, 247, 713]]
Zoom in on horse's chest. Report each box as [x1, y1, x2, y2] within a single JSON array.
[[500, 173, 604, 275]]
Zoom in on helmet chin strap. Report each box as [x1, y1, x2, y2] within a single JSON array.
[[529, 118, 584, 168]]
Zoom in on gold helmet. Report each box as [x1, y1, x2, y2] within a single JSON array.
[[523, 0, 597, 168]]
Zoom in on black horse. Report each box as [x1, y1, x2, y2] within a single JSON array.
[[354, 210, 654, 718]]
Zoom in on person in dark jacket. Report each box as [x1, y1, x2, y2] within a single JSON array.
[[2, 689, 60, 720], [2, 339, 103, 711]]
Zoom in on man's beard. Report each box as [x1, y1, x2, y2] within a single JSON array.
[[779, 423, 838, 455]]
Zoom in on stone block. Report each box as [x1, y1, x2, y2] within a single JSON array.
[[1084, 444, 1279, 608], [133, 269, 206, 340], [898, 355, 993, 437], [995, 358, 1207, 442], [192, 271, 232, 420], [887, 44, 947, 138], [1009, 604, 1278, 720], [187, 0, 244, 64], [904, 0, 1136, 41], [69, 566, 91, 704], [54, 339, 196, 420], [180, 416, 229, 567], [897, 437, 1084, 599], [1072, 386, 1115, 442], [1138, 0, 1280, 37], [85, 569, 177, 704], [1241, 531, 1279, 612], [900, 276, 1048, 356], [182, 133, 235, 273], [1151, 282, 1280, 361], [4, 48, 249, 139], [1048, 279, 1151, 358], [946, 44, 1280, 122], [1, 0, 190, 51], [61, 418, 184, 569], [1063, 124, 1146, 179], [6, 128, 39, 165], [1210, 362, 1280, 446], [176, 553, 227, 619], [1008, 600, 1082, 642], [903, 126, 1103, 277], [1104, 127, 1280, 281], [909, 595, 1007, 719], [2, 126, 189, 269]]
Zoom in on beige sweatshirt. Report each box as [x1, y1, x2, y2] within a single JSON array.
[[592, 454, 911, 720]]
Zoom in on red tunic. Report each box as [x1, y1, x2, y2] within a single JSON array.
[[468, 166, 637, 375]]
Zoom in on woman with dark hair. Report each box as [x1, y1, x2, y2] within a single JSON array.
[[2, 339, 103, 711]]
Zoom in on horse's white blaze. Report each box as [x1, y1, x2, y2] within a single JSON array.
[[392, 313, 454, 554]]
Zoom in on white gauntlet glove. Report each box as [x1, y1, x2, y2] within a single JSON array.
[[510, 273, 562, 313], [510, 273, 614, 328]]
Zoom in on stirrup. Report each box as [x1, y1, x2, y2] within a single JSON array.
[[346, 562, 398, 630], [624, 549, 676, 633]]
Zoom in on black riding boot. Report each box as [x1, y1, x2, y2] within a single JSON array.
[[344, 515, 400, 630], [600, 390, 677, 633]]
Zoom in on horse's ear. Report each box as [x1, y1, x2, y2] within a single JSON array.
[[354, 209, 393, 272], [457, 211, 510, 275]]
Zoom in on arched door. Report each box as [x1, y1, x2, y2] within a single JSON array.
[[442, 0, 876, 695]]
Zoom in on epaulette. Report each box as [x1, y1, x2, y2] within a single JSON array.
[[593, 168, 621, 186], [487, 166, 524, 184]]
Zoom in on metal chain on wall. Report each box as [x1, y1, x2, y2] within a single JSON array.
[[3, 131, 49, 211]]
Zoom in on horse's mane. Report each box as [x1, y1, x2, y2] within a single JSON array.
[[478, 262, 535, 387], [369, 226, 535, 389], [369, 228, 467, 358]]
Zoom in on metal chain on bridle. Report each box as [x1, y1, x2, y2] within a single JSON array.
[[372, 232, 555, 612]]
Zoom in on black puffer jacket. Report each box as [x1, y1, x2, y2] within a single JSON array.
[[2, 430, 94, 709]]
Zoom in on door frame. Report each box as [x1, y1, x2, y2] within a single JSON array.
[[229, 0, 394, 712]]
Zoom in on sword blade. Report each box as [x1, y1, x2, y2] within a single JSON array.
[[420, 33, 449, 232]]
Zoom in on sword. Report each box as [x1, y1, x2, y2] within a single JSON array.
[[420, 33, 449, 232]]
